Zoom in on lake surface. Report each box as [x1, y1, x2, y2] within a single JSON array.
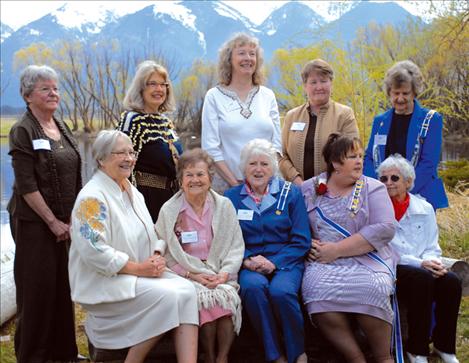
[[1, 137, 469, 235]]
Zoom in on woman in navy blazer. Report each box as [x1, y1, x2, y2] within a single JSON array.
[[225, 139, 310, 363], [364, 60, 448, 210]]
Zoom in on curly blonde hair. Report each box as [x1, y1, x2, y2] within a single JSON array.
[[123, 60, 175, 113], [217, 33, 264, 86]]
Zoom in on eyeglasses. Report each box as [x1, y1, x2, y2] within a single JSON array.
[[35, 87, 60, 95], [379, 175, 400, 183], [111, 150, 137, 159], [145, 81, 169, 89]]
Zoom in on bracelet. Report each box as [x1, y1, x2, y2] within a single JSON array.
[[185, 271, 191, 279]]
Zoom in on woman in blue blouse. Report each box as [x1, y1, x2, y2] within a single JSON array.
[[364, 60, 448, 210], [117, 60, 182, 222], [225, 139, 310, 363]]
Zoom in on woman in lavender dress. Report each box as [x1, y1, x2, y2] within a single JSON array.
[[301, 133, 396, 363]]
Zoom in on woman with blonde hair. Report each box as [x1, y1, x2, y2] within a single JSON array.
[[202, 33, 281, 193], [117, 60, 182, 222]]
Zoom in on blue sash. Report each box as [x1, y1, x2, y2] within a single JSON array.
[[313, 206, 404, 363]]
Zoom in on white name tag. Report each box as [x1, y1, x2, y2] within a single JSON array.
[[32, 139, 51, 150], [374, 134, 387, 145], [290, 122, 306, 131], [181, 231, 198, 244], [237, 209, 254, 221]]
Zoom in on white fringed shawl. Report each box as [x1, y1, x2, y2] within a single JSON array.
[[155, 189, 245, 333]]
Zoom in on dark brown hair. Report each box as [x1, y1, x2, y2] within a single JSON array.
[[176, 148, 215, 184], [322, 133, 363, 177]]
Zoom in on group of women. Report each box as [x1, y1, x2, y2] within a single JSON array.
[[8, 32, 461, 363]]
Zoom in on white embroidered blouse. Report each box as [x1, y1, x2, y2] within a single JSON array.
[[201, 85, 282, 180]]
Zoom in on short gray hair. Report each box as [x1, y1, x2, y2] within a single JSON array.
[[377, 154, 416, 191], [239, 138, 278, 177], [384, 60, 424, 97], [20, 65, 59, 103], [92, 130, 132, 172], [123, 60, 175, 113]]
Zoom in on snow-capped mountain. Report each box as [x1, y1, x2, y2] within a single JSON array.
[[0, 0, 418, 108], [259, 2, 326, 57], [1, 22, 13, 43]]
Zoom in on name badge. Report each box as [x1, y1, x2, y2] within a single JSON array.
[[32, 139, 51, 150], [237, 209, 254, 221], [290, 122, 306, 131], [374, 134, 387, 145], [181, 231, 198, 244]]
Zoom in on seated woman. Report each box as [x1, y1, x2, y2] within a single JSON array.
[[69, 130, 198, 363], [301, 133, 396, 363], [377, 154, 462, 363], [156, 148, 245, 363], [225, 139, 310, 363]]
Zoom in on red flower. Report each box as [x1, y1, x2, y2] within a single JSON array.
[[316, 182, 327, 195]]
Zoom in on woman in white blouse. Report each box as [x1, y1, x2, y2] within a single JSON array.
[[201, 33, 281, 193], [69, 130, 199, 363], [378, 155, 461, 363]]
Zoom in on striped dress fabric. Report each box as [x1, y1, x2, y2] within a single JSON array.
[[301, 194, 394, 323]]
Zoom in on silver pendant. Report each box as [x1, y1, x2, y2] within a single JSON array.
[[240, 108, 252, 119]]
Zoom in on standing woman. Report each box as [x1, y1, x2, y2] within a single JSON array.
[[364, 60, 448, 210], [202, 33, 282, 193], [117, 60, 182, 222], [8, 65, 82, 363], [279, 59, 358, 185]]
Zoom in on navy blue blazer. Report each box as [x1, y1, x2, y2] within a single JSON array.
[[224, 177, 311, 271], [364, 100, 448, 209]]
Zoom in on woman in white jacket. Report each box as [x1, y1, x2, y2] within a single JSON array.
[[69, 130, 199, 363], [377, 154, 461, 363]]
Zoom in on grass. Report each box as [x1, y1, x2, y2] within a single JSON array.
[[1, 191, 468, 363], [0, 117, 19, 138], [0, 116, 91, 138]]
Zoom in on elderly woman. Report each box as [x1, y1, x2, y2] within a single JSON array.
[[202, 33, 281, 193], [364, 60, 448, 210], [225, 139, 310, 363], [8, 65, 81, 363], [377, 155, 461, 363], [279, 59, 359, 185], [117, 60, 182, 222], [69, 130, 198, 363], [301, 133, 396, 363], [156, 148, 244, 363]]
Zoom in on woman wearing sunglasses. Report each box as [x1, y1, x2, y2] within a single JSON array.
[[378, 154, 461, 363]]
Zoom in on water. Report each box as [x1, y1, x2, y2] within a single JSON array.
[[1, 138, 469, 227]]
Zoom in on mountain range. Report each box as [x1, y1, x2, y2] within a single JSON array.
[[1, 1, 418, 108]]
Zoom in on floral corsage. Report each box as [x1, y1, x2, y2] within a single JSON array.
[[315, 176, 328, 195]]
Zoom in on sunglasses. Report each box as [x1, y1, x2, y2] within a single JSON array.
[[379, 175, 400, 183]]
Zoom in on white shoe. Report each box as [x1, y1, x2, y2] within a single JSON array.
[[406, 352, 428, 363], [433, 347, 460, 363]]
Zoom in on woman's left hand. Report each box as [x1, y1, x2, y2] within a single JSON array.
[[205, 272, 229, 289], [251, 255, 276, 275], [309, 240, 340, 263], [150, 254, 166, 275]]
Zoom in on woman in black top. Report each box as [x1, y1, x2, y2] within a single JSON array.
[[117, 60, 182, 222], [8, 65, 82, 363]]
